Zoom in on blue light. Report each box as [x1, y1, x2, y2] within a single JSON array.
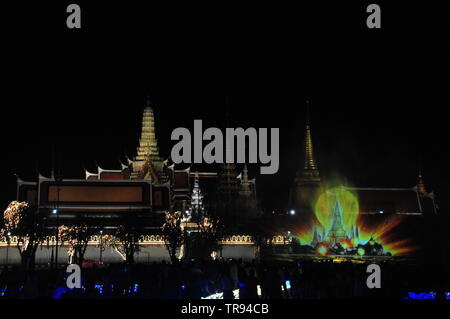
[[239, 282, 246, 288], [290, 210, 296, 215], [94, 284, 103, 294], [53, 287, 68, 299], [52, 209, 58, 215], [406, 292, 436, 299], [6, 232, 11, 236], [379, 210, 384, 214], [181, 285, 186, 291], [285, 280, 291, 289]]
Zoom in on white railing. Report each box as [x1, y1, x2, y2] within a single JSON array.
[[0, 234, 290, 247]]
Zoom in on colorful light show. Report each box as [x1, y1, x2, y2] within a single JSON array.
[[293, 186, 421, 257]]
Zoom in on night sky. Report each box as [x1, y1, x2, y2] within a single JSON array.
[[1, 2, 449, 212]]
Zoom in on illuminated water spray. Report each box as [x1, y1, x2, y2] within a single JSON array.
[[293, 186, 415, 257]]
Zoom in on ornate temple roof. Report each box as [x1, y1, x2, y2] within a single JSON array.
[[85, 169, 98, 180], [135, 103, 161, 162], [131, 99, 168, 183]]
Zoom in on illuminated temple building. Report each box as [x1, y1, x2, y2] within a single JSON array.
[[7, 100, 261, 263], [3, 99, 439, 264], [84, 99, 168, 183], [284, 109, 438, 257], [81, 100, 259, 222]]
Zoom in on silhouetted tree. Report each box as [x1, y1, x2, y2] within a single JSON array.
[[196, 216, 225, 260], [106, 213, 144, 264], [1, 201, 44, 271], [161, 211, 185, 264], [58, 219, 95, 265]]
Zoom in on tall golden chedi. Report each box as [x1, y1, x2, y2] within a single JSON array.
[[131, 98, 168, 183], [290, 104, 321, 212]]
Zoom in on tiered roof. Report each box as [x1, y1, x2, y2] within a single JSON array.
[[135, 105, 161, 162]]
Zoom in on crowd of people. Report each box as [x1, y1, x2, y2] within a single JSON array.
[[0, 258, 439, 299]]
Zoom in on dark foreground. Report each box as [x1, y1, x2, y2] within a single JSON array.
[[0, 259, 448, 299]]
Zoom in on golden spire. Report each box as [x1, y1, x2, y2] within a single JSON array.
[[295, 101, 320, 185], [304, 121, 318, 170], [131, 97, 168, 183], [417, 170, 427, 196], [136, 99, 161, 162]]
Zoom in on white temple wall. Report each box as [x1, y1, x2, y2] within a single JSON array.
[[0, 244, 256, 265], [0, 245, 171, 265], [219, 245, 256, 260]]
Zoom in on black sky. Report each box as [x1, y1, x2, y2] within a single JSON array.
[[1, 2, 449, 211]]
